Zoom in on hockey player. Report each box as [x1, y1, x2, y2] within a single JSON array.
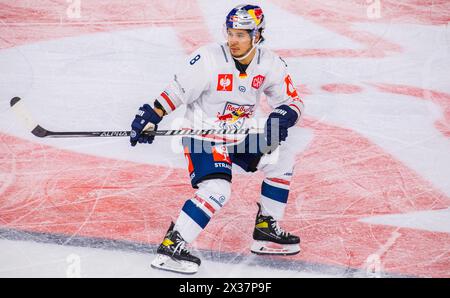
[[129, 4, 305, 274]]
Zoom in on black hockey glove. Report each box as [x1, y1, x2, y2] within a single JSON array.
[[264, 105, 298, 147], [130, 104, 162, 146]]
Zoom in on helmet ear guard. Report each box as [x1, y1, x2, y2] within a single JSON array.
[[249, 28, 265, 44]]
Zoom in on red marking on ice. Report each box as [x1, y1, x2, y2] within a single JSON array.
[[297, 84, 312, 96], [370, 83, 450, 137], [260, 96, 450, 277], [272, 0, 449, 58], [1, 121, 449, 278], [289, 0, 450, 26], [289, 117, 450, 277], [0, 1, 212, 53], [0, 133, 194, 243], [271, 0, 403, 58], [321, 84, 363, 94]]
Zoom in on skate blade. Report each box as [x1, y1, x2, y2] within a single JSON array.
[[250, 240, 300, 256], [150, 254, 199, 275]]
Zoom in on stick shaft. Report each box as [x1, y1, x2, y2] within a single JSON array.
[[31, 125, 261, 138]]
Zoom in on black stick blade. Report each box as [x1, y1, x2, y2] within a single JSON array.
[[10, 97, 21, 107], [31, 125, 50, 138]]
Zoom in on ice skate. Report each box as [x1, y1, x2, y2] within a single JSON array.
[[251, 203, 300, 255], [151, 222, 201, 274]]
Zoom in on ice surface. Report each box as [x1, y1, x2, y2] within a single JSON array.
[[0, 239, 338, 278], [0, 0, 449, 278]]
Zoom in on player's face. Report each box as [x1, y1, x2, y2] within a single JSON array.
[[227, 28, 253, 58]]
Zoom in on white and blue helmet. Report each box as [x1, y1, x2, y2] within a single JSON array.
[[225, 4, 265, 38]]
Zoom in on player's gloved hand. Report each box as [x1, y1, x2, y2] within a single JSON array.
[[130, 104, 162, 146], [264, 105, 298, 148]]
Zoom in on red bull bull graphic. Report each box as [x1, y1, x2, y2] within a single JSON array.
[[216, 102, 254, 129]]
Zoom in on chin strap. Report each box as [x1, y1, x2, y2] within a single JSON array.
[[232, 35, 261, 61]]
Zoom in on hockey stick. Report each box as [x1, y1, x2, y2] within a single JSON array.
[[29, 125, 256, 138], [10, 97, 262, 138]]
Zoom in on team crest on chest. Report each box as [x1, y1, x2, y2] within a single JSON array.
[[217, 74, 233, 91], [216, 102, 255, 129]]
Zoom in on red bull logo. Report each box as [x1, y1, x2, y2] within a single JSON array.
[[248, 8, 263, 26], [216, 102, 254, 129]]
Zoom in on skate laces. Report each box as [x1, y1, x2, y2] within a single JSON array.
[[172, 234, 191, 256], [271, 220, 289, 238]]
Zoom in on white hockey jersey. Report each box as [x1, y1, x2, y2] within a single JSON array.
[[156, 43, 304, 142]]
